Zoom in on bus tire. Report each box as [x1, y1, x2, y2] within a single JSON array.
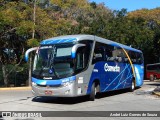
[[89, 82, 96, 101], [150, 75, 154, 81], [129, 79, 135, 92]]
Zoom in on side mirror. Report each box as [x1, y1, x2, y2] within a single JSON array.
[[25, 47, 39, 62], [71, 44, 86, 58]]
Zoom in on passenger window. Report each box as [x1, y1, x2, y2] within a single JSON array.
[[75, 47, 86, 73], [128, 51, 143, 64], [104, 44, 114, 62], [76, 49, 84, 70], [128, 51, 137, 63], [92, 42, 105, 64], [136, 53, 143, 64], [112, 47, 125, 62]]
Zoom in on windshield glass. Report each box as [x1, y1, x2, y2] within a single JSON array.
[[32, 43, 74, 79]]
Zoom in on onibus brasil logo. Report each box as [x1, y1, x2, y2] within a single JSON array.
[[104, 63, 120, 72]]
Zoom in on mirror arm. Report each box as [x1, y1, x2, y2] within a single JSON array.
[[71, 44, 86, 58], [25, 47, 39, 62]]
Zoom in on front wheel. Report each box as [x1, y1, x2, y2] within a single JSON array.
[[89, 83, 96, 101]]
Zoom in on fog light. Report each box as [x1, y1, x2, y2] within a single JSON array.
[[65, 90, 70, 94], [63, 82, 71, 87]]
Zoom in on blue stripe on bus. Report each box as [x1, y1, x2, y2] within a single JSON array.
[[32, 76, 76, 86], [87, 62, 133, 94], [113, 64, 132, 90], [102, 63, 132, 92], [40, 38, 77, 45], [134, 64, 144, 86], [87, 62, 144, 94]]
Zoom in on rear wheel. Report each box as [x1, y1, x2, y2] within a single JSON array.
[[89, 83, 96, 101], [129, 79, 135, 92]]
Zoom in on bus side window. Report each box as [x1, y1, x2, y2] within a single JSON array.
[[104, 44, 114, 62], [76, 49, 84, 70], [128, 51, 143, 64], [92, 42, 105, 64], [75, 46, 87, 74], [76, 40, 93, 73], [136, 52, 143, 64], [124, 57, 129, 63], [112, 47, 125, 62], [92, 49, 103, 64], [128, 51, 137, 64]]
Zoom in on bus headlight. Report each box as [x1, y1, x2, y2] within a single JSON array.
[[62, 81, 73, 87], [32, 82, 37, 86]]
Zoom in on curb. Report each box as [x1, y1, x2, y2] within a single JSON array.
[[0, 86, 31, 91], [152, 91, 160, 97]]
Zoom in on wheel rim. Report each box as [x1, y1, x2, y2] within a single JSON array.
[[132, 81, 134, 90], [95, 87, 97, 95]]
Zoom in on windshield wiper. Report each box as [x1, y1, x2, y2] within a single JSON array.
[[48, 46, 61, 79], [38, 61, 47, 76]]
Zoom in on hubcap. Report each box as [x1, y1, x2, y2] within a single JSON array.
[[132, 82, 134, 90], [95, 87, 97, 95]]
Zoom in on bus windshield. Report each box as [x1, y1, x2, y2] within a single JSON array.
[[32, 43, 74, 79]]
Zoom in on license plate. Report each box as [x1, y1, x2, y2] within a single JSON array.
[[45, 90, 53, 95]]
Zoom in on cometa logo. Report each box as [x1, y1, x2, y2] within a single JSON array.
[[43, 77, 52, 80], [104, 63, 120, 72]]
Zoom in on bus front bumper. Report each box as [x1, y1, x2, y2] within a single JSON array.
[[31, 82, 76, 97]]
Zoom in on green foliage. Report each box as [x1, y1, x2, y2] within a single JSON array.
[[127, 8, 160, 63], [0, 64, 28, 87], [16, 21, 33, 35], [27, 38, 39, 47], [1, 0, 160, 87]]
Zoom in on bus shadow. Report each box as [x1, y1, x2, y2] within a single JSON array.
[[147, 83, 160, 86], [147, 83, 160, 87], [32, 89, 133, 104], [96, 88, 130, 99], [144, 81, 160, 86], [32, 96, 90, 104]]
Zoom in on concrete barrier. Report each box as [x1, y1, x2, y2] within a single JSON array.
[[0, 86, 31, 91]]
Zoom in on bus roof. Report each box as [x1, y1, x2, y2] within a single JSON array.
[[40, 34, 142, 53]]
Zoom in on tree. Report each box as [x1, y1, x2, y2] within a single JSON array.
[[127, 8, 160, 63], [104, 9, 155, 64], [0, 1, 33, 86]]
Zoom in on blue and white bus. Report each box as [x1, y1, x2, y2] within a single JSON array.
[[25, 35, 144, 101]]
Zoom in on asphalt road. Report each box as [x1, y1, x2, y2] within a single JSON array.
[[0, 80, 160, 120]]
